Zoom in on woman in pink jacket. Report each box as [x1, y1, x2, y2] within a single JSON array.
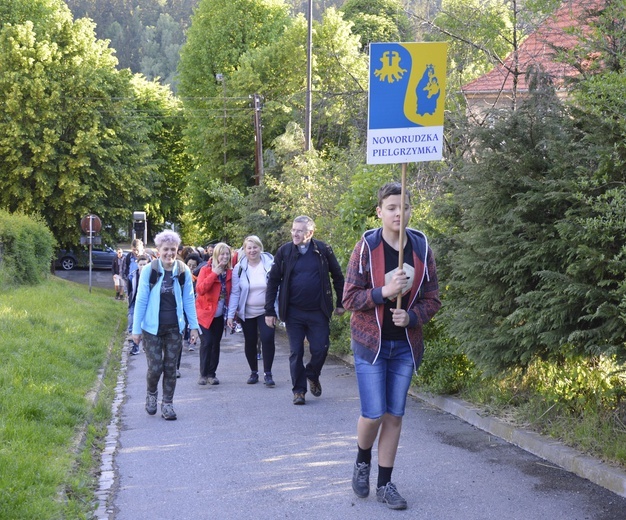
[[195, 242, 232, 385]]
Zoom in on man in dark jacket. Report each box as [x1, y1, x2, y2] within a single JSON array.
[[122, 239, 146, 294], [112, 248, 126, 300], [265, 216, 345, 405]]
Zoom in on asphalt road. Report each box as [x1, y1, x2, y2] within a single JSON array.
[[54, 267, 116, 291], [57, 269, 626, 519], [101, 333, 625, 520]]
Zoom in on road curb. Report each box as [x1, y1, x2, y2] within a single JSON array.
[[93, 338, 129, 520], [414, 392, 626, 499], [332, 352, 626, 499]]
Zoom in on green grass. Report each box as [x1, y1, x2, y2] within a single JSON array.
[[0, 276, 126, 520]]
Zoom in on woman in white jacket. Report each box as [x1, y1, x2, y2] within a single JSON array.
[[228, 236, 277, 386]]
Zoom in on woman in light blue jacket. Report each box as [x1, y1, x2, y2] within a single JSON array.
[[227, 236, 277, 386], [132, 230, 200, 420]]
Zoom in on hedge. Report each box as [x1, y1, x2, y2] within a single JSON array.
[[0, 210, 56, 287]]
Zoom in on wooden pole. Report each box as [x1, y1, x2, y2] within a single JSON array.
[[397, 163, 407, 309], [88, 215, 93, 294]]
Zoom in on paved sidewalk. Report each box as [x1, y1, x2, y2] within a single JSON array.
[[97, 330, 626, 520]]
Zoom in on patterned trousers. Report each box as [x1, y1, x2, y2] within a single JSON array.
[[143, 327, 182, 404]]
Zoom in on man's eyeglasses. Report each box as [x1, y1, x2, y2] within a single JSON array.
[[291, 229, 307, 235]]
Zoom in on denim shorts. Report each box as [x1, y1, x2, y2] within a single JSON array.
[[354, 339, 415, 419]]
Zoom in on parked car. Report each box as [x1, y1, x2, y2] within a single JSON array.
[[56, 245, 125, 271]]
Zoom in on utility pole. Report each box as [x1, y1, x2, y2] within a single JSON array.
[[252, 93, 264, 185], [304, 0, 312, 151], [216, 73, 227, 166]]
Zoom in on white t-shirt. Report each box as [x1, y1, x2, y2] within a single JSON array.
[[245, 261, 267, 319]]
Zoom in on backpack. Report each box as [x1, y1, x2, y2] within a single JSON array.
[[148, 259, 186, 290]]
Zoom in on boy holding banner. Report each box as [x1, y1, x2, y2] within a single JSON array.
[[342, 182, 441, 509]]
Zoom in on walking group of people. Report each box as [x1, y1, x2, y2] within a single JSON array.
[[126, 182, 441, 510]]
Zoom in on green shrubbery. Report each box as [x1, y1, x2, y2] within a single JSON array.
[[415, 321, 479, 395], [0, 210, 56, 287]]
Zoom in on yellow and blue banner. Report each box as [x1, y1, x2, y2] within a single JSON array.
[[367, 42, 448, 164]]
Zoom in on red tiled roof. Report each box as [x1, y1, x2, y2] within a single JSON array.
[[462, 0, 603, 94]]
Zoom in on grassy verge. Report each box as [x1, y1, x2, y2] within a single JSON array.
[[0, 276, 126, 519]]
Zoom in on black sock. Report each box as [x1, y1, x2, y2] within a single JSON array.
[[377, 465, 393, 488], [356, 445, 372, 465]]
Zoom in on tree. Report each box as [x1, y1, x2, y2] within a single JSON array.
[[439, 77, 587, 372], [65, 0, 197, 89], [557, 0, 626, 77], [523, 68, 626, 364], [431, 0, 513, 85], [340, 0, 414, 51], [177, 0, 291, 191], [140, 13, 185, 87], [0, 0, 161, 247], [129, 75, 192, 238], [411, 0, 561, 113], [0, 0, 63, 30], [230, 8, 368, 149], [439, 57, 626, 372], [182, 7, 369, 241]]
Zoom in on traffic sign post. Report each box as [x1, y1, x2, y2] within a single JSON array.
[[80, 214, 103, 293], [81, 214, 102, 235]]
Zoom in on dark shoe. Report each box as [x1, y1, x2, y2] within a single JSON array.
[[376, 482, 407, 510], [264, 373, 275, 387], [145, 392, 157, 415], [308, 378, 322, 397], [130, 342, 140, 356], [352, 462, 371, 498], [197, 376, 208, 385], [293, 393, 305, 405], [247, 372, 259, 384], [161, 403, 177, 420], [176, 370, 181, 378], [207, 377, 219, 385]]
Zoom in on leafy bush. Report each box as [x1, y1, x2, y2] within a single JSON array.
[[522, 354, 626, 415], [459, 355, 626, 467], [329, 312, 352, 357], [0, 210, 56, 287], [415, 320, 479, 394]]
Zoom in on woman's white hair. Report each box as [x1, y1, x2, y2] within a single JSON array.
[[154, 229, 181, 248]]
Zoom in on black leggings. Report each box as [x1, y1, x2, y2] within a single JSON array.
[[241, 315, 275, 374], [199, 315, 224, 378]]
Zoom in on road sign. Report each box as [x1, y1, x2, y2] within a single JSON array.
[[80, 236, 102, 245], [367, 42, 448, 164], [81, 214, 102, 234]]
